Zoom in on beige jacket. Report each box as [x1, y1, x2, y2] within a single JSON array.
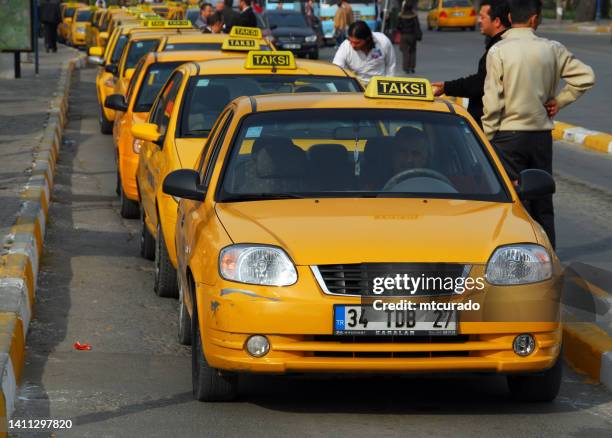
[[482, 27, 595, 139], [334, 3, 354, 32]]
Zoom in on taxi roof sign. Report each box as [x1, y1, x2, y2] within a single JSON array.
[[365, 76, 434, 102], [245, 51, 296, 70], [142, 19, 193, 28], [229, 26, 263, 39], [221, 38, 260, 51]]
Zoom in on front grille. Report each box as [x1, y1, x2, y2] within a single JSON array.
[[313, 263, 470, 297], [278, 36, 305, 43]]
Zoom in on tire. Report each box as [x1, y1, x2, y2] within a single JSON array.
[[470, 26, 476, 31], [119, 182, 140, 219], [178, 275, 192, 345], [99, 105, 113, 135], [507, 353, 563, 402], [192, 299, 238, 402], [140, 208, 155, 261], [154, 221, 178, 298], [427, 21, 432, 30]]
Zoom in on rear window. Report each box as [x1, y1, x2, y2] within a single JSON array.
[[443, 0, 472, 7], [133, 62, 183, 113], [125, 40, 160, 70], [179, 75, 361, 138], [218, 109, 507, 202]]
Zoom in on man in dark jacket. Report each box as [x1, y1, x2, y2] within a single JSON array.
[[218, 0, 239, 32], [235, 0, 258, 28], [432, 0, 510, 126], [39, 0, 61, 52]]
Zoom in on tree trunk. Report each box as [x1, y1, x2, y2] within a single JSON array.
[[574, 0, 596, 22]]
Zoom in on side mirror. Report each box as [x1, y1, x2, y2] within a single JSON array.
[[163, 169, 204, 202], [125, 68, 135, 81], [89, 46, 103, 57], [105, 64, 118, 75], [104, 94, 128, 112], [517, 169, 555, 200], [132, 123, 161, 144]]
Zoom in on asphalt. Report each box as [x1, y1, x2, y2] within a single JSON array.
[[10, 63, 612, 437]]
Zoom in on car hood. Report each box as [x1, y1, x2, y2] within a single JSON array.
[[215, 198, 536, 265], [272, 27, 315, 38], [174, 137, 207, 169]]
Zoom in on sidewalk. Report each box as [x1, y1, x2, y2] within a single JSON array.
[[539, 17, 611, 34], [0, 44, 78, 247]]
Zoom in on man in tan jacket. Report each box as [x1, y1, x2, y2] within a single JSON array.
[[334, 0, 354, 47], [482, 0, 594, 248]]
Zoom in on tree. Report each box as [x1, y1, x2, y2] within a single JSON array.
[[574, 0, 596, 21]]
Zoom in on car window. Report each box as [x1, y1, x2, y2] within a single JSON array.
[[443, 0, 472, 7], [155, 72, 184, 137], [133, 61, 183, 113], [110, 35, 128, 64], [125, 39, 160, 70], [126, 59, 145, 101], [198, 111, 234, 186], [178, 75, 361, 138], [218, 109, 507, 202], [76, 10, 93, 22]]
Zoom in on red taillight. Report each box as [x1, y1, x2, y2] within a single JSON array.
[[439, 10, 448, 19], [470, 9, 476, 16]]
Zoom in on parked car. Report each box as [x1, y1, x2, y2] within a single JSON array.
[[266, 10, 319, 59]]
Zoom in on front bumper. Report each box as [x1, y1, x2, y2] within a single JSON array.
[[196, 265, 562, 375]]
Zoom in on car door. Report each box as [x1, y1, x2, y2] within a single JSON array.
[[140, 71, 184, 234]]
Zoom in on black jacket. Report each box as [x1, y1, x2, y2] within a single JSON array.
[[235, 7, 257, 28], [444, 30, 507, 125], [39, 0, 61, 25], [222, 6, 240, 31], [397, 15, 421, 39]]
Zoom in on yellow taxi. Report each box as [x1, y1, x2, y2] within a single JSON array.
[[95, 6, 127, 49], [105, 49, 253, 219], [86, 8, 106, 49], [58, 2, 86, 43], [427, 0, 477, 31], [131, 50, 362, 299], [68, 7, 94, 48], [162, 76, 562, 402], [90, 20, 198, 134]]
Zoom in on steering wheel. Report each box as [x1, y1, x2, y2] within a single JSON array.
[[382, 168, 455, 192]]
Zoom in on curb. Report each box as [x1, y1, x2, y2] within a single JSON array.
[[540, 23, 611, 34], [553, 122, 612, 154], [563, 323, 612, 391], [0, 54, 86, 436]]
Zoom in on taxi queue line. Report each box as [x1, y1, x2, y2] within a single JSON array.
[[78, 7, 564, 404]]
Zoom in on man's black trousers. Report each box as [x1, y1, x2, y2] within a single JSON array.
[[492, 130, 556, 248], [43, 23, 58, 51]]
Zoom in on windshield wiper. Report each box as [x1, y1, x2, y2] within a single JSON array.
[[221, 193, 306, 202]]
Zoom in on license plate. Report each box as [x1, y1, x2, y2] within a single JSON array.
[[452, 11, 465, 16], [333, 305, 457, 336], [283, 43, 301, 49]]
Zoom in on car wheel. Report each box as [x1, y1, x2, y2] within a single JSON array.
[[119, 181, 140, 219], [507, 353, 563, 402], [192, 299, 238, 402], [140, 208, 155, 261], [427, 21, 432, 30], [435, 25, 441, 31], [154, 221, 178, 298], [178, 275, 192, 345], [99, 105, 113, 135], [470, 26, 476, 31]]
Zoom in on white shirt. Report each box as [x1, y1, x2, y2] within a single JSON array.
[[332, 32, 397, 84]]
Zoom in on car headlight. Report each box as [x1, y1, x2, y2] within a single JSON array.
[[486, 244, 552, 285], [77, 26, 86, 33], [305, 35, 317, 43], [219, 244, 297, 286]]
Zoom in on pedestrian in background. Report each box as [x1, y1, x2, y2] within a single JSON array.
[[195, 3, 215, 30], [334, 0, 354, 47], [220, 0, 239, 31], [202, 11, 225, 33], [432, 0, 510, 126], [482, 0, 595, 248], [333, 20, 396, 84], [39, 0, 61, 53], [396, 0, 421, 74], [235, 0, 258, 28]]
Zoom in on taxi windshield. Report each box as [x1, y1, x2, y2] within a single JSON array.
[[179, 75, 361, 138], [76, 10, 93, 22], [218, 109, 507, 202], [134, 61, 183, 112], [125, 40, 160, 69], [65, 8, 76, 18], [268, 13, 308, 28]]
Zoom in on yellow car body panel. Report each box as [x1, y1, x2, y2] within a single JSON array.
[[114, 51, 238, 202], [171, 90, 562, 375], [69, 8, 92, 47], [137, 57, 357, 271], [427, 0, 477, 29]]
